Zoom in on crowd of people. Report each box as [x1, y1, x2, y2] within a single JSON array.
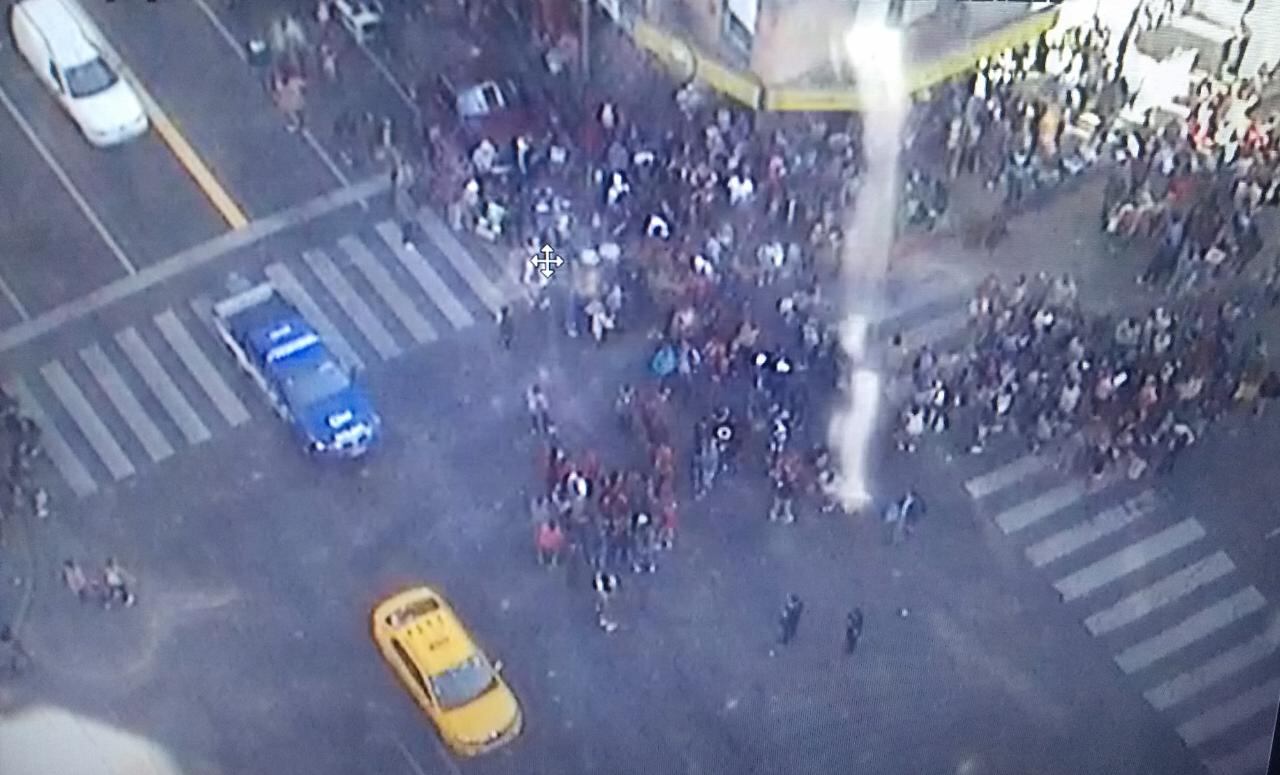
[[0, 389, 48, 541], [895, 272, 1280, 481]]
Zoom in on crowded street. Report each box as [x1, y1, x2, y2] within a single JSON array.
[[0, 0, 1278, 773]]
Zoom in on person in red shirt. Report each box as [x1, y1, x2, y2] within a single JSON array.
[[657, 497, 678, 549], [651, 443, 675, 492], [536, 520, 566, 566]]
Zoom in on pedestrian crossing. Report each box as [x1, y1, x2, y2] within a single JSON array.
[[5, 209, 521, 500], [871, 276, 1279, 774], [963, 453, 1280, 775]]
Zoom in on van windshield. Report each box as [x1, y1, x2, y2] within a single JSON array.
[[64, 58, 118, 98]]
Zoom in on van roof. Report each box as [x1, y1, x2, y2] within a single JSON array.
[[14, 0, 101, 68]]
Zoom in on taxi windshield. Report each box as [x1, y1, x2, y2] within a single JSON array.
[[429, 656, 495, 711], [64, 58, 118, 99], [283, 360, 351, 408]]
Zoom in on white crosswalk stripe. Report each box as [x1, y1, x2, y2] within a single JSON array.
[[995, 479, 1089, 534], [154, 309, 251, 427], [1204, 734, 1274, 775], [1113, 588, 1266, 674], [6, 213, 518, 500], [415, 209, 508, 314], [339, 236, 438, 345], [80, 343, 174, 462], [964, 454, 1049, 499], [1026, 491, 1156, 567], [1144, 633, 1278, 711], [302, 248, 402, 360], [1054, 519, 1206, 602], [4, 377, 96, 497], [264, 263, 366, 371], [1176, 677, 1280, 747], [115, 327, 211, 445], [40, 360, 135, 481], [375, 221, 475, 329], [1084, 551, 1236, 636]]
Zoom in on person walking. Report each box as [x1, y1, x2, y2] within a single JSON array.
[[777, 593, 804, 646], [274, 72, 306, 133], [526, 383, 552, 436], [497, 305, 514, 350], [844, 607, 864, 655], [0, 626, 31, 677], [593, 570, 620, 633], [102, 557, 136, 609], [61, 559, 89, 602]]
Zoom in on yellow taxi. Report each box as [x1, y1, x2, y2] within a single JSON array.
[[371, 586, 522, 755]]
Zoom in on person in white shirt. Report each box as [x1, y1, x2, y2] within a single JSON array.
[[471, 139, 497, 174], [727, 172, 755, 205]]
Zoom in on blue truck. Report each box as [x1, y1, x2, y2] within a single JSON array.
[[212, 281, 380, 458]]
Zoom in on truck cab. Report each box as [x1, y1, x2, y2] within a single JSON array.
[[214, 283, 380, 457]]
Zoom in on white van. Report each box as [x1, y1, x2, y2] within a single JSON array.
[[9, 0, 148, 147]]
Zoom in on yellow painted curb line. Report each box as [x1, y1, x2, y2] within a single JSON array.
[[144, 105, 250, 230], [68, 0, 250, 230]]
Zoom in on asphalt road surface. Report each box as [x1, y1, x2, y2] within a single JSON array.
[[0, 3, 1277, 774]]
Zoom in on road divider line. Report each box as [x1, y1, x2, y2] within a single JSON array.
[[187, 0, 358, 199], [68, 0, 248, 229], [187, 0, 245, 60], [0, 269, 29, 322], [0, 175, 387, 355], [0, 81, 135, 276]]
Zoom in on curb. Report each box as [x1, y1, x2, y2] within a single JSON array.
[[5, 501, 39, 639]]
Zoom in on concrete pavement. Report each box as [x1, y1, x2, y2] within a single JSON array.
[[1, 301, 1211, 774]]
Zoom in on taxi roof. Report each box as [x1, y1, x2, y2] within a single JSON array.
[[380, 589, 478, 674]]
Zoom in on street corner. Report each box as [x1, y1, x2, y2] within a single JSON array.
[[20, 584, 242, 691]]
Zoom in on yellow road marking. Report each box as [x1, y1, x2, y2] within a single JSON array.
[[144, 107, 249, 229], [67, 0, 250, 229]]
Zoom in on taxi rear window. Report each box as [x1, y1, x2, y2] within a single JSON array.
[[386, 597, 440, 628]]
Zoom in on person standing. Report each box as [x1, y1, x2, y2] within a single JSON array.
[[844, 608, 864, 655], [778, 593, 804, 646], [496, 305, 514, 350], [0, 626, 31, 677], [102, 557, 136, 609], [274, 72, 306, 133], [593, 570, 620, 633]]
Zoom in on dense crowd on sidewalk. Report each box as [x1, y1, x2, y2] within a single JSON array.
[[895, 271, 1280, 480], [391, 7, 1280, 630], [472, 20, 1147, 630]]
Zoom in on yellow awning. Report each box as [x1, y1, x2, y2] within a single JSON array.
[[632, 8, 1060, 113]]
